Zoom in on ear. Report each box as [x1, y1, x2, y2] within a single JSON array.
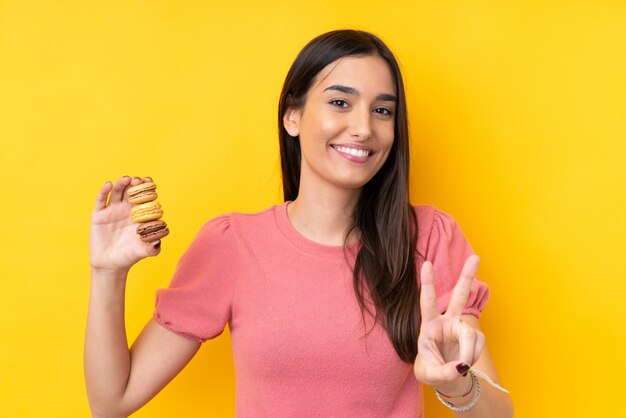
[[282, 106, 301, 137]]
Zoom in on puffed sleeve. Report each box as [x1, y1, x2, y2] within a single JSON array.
[[425, 209, 490, 317], [153, 214, 239, 342]]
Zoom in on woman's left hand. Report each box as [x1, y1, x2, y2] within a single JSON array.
[[413, 255, 485, 393]]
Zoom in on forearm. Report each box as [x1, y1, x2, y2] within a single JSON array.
[[84, 268, 132, 417]]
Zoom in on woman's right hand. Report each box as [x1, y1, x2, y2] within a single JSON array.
[[90, 176, 162, 275]]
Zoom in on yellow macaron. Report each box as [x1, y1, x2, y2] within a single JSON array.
[[130, 200, 163, 223], [127, 181, 158, 204]]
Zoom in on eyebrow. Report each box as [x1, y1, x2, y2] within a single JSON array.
[[322, 84, 397, 103]]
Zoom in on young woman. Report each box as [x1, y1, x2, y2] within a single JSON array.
[[86, 30, 514, 417]]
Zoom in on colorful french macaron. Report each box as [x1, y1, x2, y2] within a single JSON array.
[[136, 220, 170, 242], [127, 180, 169, 242], [130, 200, 163, 223], [127, 181, 158, 204]]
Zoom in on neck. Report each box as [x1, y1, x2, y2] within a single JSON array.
[[287, 187, 361, 247]]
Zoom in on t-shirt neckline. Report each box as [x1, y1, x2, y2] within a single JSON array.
[[274, 201, 360, 259]]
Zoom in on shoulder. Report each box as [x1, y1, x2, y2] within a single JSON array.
[[413, 205, 489, 315], [413, 204, 464, 256], [176, 204, 281, 271], [195, 203, 280, 243]]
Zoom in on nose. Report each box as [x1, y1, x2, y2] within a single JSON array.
[[349, 105, 372, 141]]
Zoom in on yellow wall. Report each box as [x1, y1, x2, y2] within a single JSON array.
[[1, 1, 624, 416]]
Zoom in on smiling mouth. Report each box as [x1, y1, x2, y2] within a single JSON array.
[[330, 145, 373, 157]]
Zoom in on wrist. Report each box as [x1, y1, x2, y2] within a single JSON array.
[[90, 266, 129, 281], [90, 267, 129, 297], [88, 267, 128, 310], [434, 373, 473, 398], [435, 371, 482, 412]]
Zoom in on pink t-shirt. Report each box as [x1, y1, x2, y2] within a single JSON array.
[[154, 202, 489, 417]]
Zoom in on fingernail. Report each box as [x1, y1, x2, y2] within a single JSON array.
[[153, 240, 161, 250], [456, 363, 470, 376]]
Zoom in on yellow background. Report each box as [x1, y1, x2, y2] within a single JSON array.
[[1, 1, 624, 416]]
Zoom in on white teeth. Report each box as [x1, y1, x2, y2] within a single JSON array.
[[334, 146, 370, 157]]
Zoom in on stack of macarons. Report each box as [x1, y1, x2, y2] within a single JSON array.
[[126, 181, 170, 243]]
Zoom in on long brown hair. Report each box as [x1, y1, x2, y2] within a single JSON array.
[[278, 30, 420, 363]]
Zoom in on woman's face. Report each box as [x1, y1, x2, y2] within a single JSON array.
[[283, 54, 397, 194]]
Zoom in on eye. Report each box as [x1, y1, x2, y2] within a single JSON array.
[[374, 107, 393, 117], [329, 99, 349, 108]]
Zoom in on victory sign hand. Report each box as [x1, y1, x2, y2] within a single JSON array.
[[413, 255, 485, 392]]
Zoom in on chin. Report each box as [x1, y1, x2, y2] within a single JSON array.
[[330, 176, 375, 191]]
